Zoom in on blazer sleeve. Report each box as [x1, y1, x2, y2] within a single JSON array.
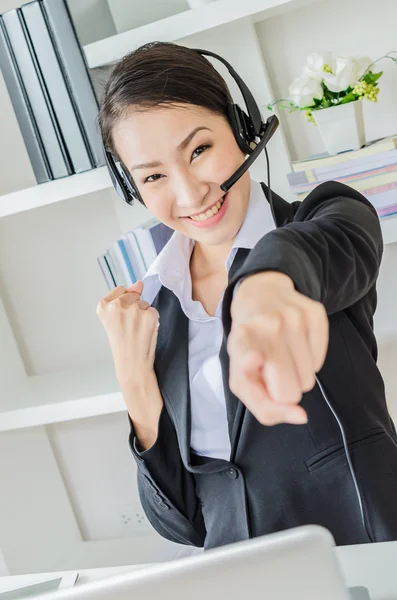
[[222, 180, 383, 329], [129, 407, 206, 547]]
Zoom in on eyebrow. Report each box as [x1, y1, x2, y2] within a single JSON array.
[[129, 126, 212, 172]]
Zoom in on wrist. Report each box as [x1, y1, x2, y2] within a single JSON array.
[[117, 368, 156, 395], [231, 271, 294, 323]]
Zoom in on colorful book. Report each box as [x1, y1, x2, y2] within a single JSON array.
[[296, 170, 397, 202], [292, 135, 397, 172], [97, 255, 115, 290], [99, 220, 173, 291], [288, 149, 397, 192], [291, 163, 397, 196]]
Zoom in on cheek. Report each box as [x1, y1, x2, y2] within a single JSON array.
[[144, 196, 174, 228], [210, 142, 244, 179]]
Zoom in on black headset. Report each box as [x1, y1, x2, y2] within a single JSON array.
[[103, 47, 279, 206]]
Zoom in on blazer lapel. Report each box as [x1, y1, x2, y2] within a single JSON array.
[[152, 286, 191, 467], [220, 247, 250, 459]]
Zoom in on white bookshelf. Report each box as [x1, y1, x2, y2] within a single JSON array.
[[84, 0, 324, 68]]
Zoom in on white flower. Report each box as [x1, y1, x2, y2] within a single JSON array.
[[288, 75, 323, 108], [303, 52, 333, 81], [322, 56, 371, 93], [355, 56, 372, 79]]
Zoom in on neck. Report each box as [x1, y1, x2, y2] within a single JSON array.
[[190, 239, 234, 279]]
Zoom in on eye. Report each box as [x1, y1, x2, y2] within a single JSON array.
[[143, 173, 163, 184], [192, 144, 211, 159]]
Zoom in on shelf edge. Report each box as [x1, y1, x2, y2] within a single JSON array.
[[0, 392, 126, 432], [0, 167, 112, 218]]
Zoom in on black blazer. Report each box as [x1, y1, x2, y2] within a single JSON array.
[[129, 181, 397, 549]]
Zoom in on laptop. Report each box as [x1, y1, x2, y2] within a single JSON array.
[[35, 525, 370, 600]]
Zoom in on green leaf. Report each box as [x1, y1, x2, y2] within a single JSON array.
[[363, 70, 383, 85], [371, 71, 383, 82], [340, 92, 357, 104]]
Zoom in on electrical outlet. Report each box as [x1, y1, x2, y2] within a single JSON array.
[[114, 504, 150, 535]]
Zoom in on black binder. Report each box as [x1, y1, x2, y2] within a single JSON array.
[[41, 0, 106, 168], [2, 8, 72, 179], [21, 1, 94, 174], [0, 16, 51, 184]]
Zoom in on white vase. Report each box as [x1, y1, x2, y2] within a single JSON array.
[[187, 0, 217, 7], [313, 100, 365, 155]]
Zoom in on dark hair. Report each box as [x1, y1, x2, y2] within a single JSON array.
[[98, 41, 233, 158]]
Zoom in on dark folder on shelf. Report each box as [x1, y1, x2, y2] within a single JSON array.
[[41, 0, 106, 168], [1, 8, 72, 180], [0, 17, 51, 184], [21, 1, 93, 174]]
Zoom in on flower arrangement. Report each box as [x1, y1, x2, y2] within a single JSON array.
[[267, 51, 397, 124]]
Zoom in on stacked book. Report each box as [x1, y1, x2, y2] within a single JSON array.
[[0, 0, 105, 185], [287, 135, 397, 219], [98, 219, 174, 290]]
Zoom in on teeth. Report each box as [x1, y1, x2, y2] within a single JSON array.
[[191, 196, 225, 221]]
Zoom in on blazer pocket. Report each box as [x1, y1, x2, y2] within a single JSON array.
[[306, 427, 386, 473]]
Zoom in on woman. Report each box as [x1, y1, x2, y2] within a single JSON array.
[[96, 41, 397, 549]]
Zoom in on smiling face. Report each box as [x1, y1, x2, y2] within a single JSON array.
[[111, 103, 251, 248]]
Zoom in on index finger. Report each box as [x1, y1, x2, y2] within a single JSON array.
[[231, 351, 308, 426]]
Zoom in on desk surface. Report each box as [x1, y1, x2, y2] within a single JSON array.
[[1, 541, 397, 600]]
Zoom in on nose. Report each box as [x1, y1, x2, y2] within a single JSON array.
[[173, 166, 210, 213]]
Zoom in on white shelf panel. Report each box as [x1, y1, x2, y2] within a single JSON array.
[[0, 167, 111, 218], [84, 0, 322, 69], [0, 392, 125, 433]]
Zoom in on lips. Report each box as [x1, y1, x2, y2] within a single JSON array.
[[189, 195, 226, 222], [185, 192, 229, 229]]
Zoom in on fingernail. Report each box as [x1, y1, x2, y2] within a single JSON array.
[[285, 411, 308, 425]]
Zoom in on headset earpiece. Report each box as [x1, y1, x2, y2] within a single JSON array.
[[226, 103, 258, 155], [104, 150, 145, 205]]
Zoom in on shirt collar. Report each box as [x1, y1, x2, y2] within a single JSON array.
[[225, 178, 275, 270]]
